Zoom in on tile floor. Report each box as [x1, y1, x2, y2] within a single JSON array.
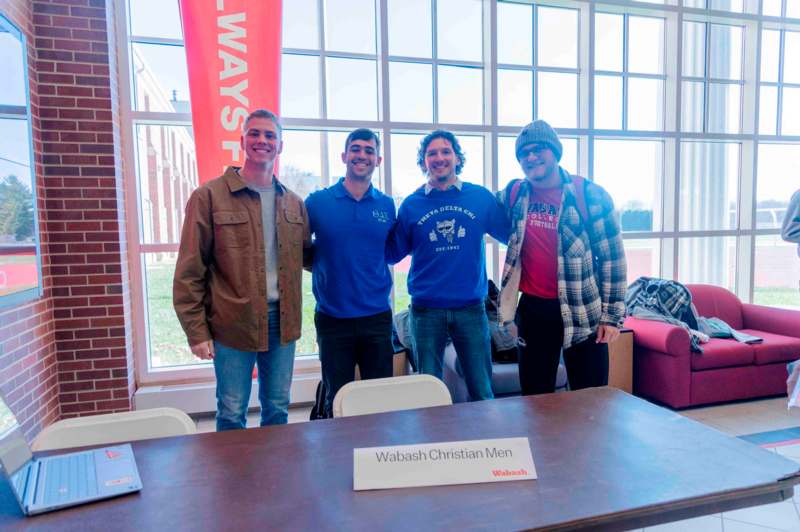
[[193, 396, 800, 531]]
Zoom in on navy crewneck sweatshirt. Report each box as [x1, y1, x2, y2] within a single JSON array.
[[388, 182, 510, 308]]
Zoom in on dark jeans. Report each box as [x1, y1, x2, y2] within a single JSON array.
[[315, 310, 394, 416], [410, 302, 494, 401], [516, 293, 608, 395]]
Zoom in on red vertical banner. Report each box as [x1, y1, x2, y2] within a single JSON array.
[[179, 0, 282, 184]]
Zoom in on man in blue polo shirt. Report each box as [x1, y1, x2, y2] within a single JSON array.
[[387, 130, 510, 401], [305, 128, 396, 416]]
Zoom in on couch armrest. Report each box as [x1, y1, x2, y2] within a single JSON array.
[[742, 303, 800, 339], [623, 317, 691, 357]]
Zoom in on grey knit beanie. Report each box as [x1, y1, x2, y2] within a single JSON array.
[[515, 120, 563, 162]]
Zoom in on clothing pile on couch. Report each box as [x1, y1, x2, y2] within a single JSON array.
[[625, 277, 762, 353]]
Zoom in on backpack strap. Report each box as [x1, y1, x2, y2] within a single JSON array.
[[508, 178, 523, 207], [571, 175, 589, 223]]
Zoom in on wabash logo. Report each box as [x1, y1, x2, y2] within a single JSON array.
[[491, 468, 528, 477]]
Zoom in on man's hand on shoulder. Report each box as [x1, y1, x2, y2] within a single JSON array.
[[191, 340, 215, 360], [595, 324, 620, 344]]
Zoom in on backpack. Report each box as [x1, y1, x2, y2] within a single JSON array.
[[309, 380, 330, 420]]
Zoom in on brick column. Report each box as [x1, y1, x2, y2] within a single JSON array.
[[33, 0, 135, 417]]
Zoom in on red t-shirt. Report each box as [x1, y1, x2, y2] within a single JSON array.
[[520, 186, 562, 299]]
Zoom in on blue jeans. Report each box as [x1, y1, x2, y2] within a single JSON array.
[[213, 306, 296, 431], [410, 302, 494, 401]]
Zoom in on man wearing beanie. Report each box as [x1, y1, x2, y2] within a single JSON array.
[[387, 130, 510, 401], [496, 120, 627, 395]]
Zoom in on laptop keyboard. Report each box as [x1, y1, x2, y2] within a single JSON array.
[[42, 452, 97, 504]]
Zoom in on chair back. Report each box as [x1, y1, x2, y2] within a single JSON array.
[[686, 284, 744, 329], [31, 407, 197, 451], [332, 375, 452, 418]]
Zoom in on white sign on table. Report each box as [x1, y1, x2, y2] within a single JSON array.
[[353, 437, 536, 491]]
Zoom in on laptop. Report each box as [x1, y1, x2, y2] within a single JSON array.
[[0, 394, 142, 515]]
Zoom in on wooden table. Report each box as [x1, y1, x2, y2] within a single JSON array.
[[2, 387, 798, 531]]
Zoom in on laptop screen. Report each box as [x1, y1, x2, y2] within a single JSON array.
[[0, 394, 33, 478]]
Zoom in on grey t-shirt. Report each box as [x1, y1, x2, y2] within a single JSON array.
[[247, 182, 279, 302]]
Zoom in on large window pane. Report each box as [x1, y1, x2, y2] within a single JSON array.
[[624, 239, 660, 285], [628, 16, 664, 75], [438, 66, 483, 124], [144, 253, 196, 368], [707, 82, 741, 134], [789, 1, 800, 18], [132, 43, 190, 110], [709, 24, 743, 80], [537, 72, 577, 128], [281, 54, 320, 119], [498, 136, 519, 192], [324, 0, 375, 54], [783, 87, 800, 136], [681, 81, 705, 132], [389, 62, 433, 123], [627, 78, 664, 131], [437, 0, 482, 62], [679, 142, 740, 231], [0, 118, 37, 298], [282, 0, 318, 49], [758, 85, 778, 135], [497, 2, 532, 65], [760, 30, 780, 83], [280, 130, 322, 199], [389, 133, 425, 205], [594, 13, 623, 72], [785, 32, 800, 84], [682, 22, 705, 78], [388, 0, 431, 58], [497, 69, 532, 126], [754, 235, 800, 309], [135, 125, 197, 245], [594, 139, 662, 232], [678, 237, 736, 291], [709, 0, 745, 12], [595, 75, 623, 129], [326, 58, 377, 120], [458, 136, 485, 187], [762, 0, 782, 16], [536, 7, 578, 69], [757, 143, 800, 229], [130, 0, 182, 39], [0, 31, 25, 105]]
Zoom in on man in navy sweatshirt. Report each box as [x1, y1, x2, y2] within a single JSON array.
[[305, 128, 397, 416], [388, 130, 510, 401]]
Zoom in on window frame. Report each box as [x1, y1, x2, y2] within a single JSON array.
[[117, 0, 800, 385], [0, 14, 43, 309]]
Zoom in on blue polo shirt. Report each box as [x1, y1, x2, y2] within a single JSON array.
[[305, 178, 396, 318]]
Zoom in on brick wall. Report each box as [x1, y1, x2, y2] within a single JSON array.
[[0, 0, 135, 439], [33, 0, 135, 418], [0, 0, 60, 440]]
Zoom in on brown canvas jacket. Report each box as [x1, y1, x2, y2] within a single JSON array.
[[173, 166, 311, 352]]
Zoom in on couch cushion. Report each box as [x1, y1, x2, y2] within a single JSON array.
[[739, 329, 800, 365], [691, 338, 753, 370], [687, 284, 744, 329]]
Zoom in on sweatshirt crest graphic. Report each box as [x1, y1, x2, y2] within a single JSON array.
[[428, 218, 467, 244]]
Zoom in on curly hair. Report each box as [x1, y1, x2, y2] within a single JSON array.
[[416, 130, 465, 175]]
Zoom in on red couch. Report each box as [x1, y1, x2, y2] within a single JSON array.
[[625, 284, 800, 408]]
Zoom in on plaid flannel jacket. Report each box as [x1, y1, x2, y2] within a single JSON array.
[[496, 169, 627, 348]]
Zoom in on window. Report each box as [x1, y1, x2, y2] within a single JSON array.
[[0, 15, 41, 307], [682, 21, 744, 134], [594, 13, 666, 131], [120, 0, 800, 383], [498, 3, 579, 127]]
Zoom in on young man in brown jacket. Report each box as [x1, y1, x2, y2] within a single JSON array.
[[173, 109, 310, 431]]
